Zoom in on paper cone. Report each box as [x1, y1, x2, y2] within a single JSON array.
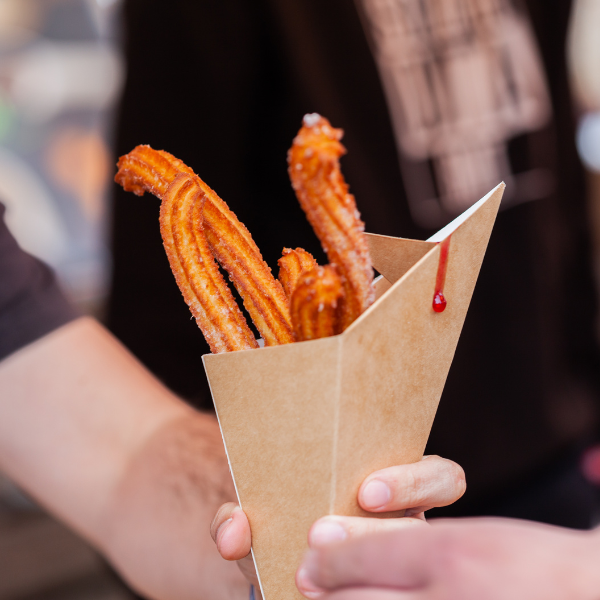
[[203, 183, 504, 599]]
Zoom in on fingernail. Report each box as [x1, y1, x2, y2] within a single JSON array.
[[309, 520, 347, 547], [296, 565, 323, 598], [361, 479, 391, 509], [216, 517, 232, 546]]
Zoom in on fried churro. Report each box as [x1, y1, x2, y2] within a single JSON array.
[[116, 145, 294, 347], [160, 173, 257, 353], [288, 114, 374, 331], [290, 266, 344, 341], [117, 113, 375, 351], [278, 247, 319, 300]]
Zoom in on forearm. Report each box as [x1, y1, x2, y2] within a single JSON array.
[[0, 317, 247, 599], [0, 318, 187, 538], [100, 410, 248, 600]]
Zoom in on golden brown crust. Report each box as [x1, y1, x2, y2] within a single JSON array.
[[278, 247, 319, 300], [199, 182, 293, 347], [115, 145, 294, 348], [290, 266, 344, 342], [288, 114, 374, 331], [115, 145, 182, 197], [159, 174, 258, 353]]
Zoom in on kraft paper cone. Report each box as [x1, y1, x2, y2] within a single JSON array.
[[203, 183, 504, 599]]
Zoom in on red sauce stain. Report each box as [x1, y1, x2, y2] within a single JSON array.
[[433, 236, 451, 313]]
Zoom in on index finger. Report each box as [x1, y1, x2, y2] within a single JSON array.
[[358, 455, 466, 513]]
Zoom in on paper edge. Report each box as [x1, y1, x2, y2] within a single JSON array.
[[339, 183, 505, 339], [201, 354, 267, 599], [342, 245, 438, 335], [426, 182, 505, 243], [364, 232, 436, 245]]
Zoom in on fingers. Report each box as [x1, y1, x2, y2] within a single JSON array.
[[210, 503, 260, 589], [210, 502, 252, 561], [358, 455, 466, 513], [297, 528, 434, 594], [308, 515, 427, 548]]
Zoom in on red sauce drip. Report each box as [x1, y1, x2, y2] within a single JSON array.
[[432, 236, 451, 313], [433, 291, 446, 312]]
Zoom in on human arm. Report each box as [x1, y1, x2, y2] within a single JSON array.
[[0, 317, 248, 600], [297, 517, 600, 599]]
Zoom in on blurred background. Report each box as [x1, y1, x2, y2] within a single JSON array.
[[0, 1, 133, 599], [1, 0, 600, 598], [0, 0, 122, 315]]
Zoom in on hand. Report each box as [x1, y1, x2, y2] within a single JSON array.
[[298, 517, 600, 599], [210, 455, 466, 597]]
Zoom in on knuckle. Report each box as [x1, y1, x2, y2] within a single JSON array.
[[424, 454, 441, 461]]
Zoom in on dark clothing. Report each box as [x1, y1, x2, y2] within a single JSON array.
[[0, 205, 78, 361], [108, 0, 600, 519]]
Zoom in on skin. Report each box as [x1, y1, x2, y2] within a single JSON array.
[[0, 317, 247, 600], [210, 456, 467, 599], [297, 518, 600, 600]]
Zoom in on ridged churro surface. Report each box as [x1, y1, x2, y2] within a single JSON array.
[[288, 114, 374, 331], [116, 145, 294, 347], [160, 174, 257, 353], [290, 266, 344, 341], [278, 247, 319, 300]]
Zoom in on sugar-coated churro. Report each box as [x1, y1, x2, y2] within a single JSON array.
[[160, 173, 258, 353], [288, 114, 374, 331], [278, 247, 319, 300], [117, 113, 376, 352], [116, 145, 294, 347], [290, 266, 344, 341]]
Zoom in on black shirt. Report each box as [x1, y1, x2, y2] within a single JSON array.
[[0, 204, 77, 361]]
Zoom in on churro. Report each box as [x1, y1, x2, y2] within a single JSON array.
[[278, 247, 319, 300], [116, 145, 294, 347], [290, 266, 344, 341], [288, 114, 374, 331], [160, 173, 257, 353]]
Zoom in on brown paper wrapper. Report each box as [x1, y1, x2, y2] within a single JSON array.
[[203, 183, 504, 599]]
